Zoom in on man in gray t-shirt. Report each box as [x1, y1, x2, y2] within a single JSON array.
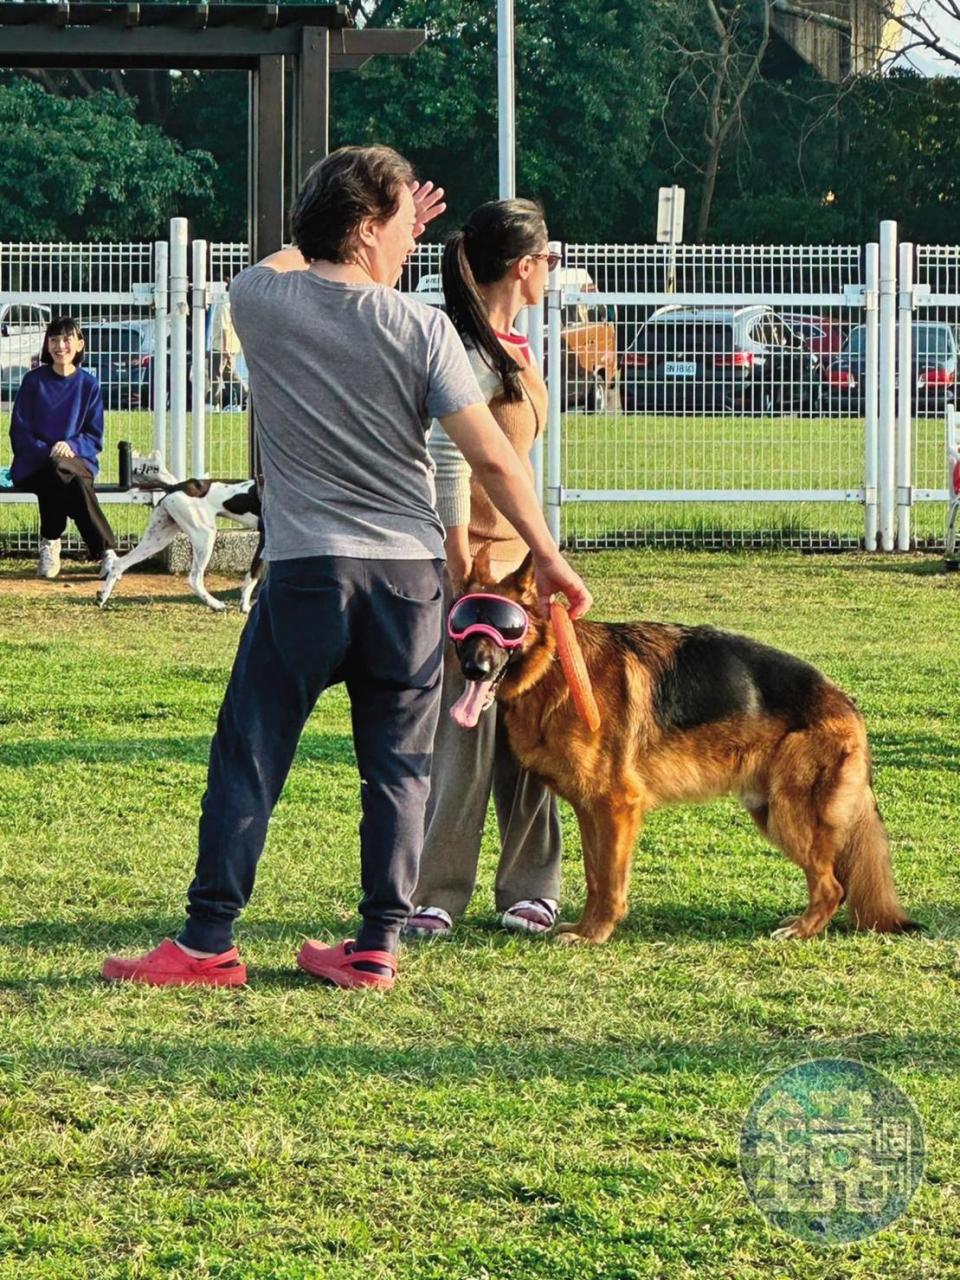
[[103, 145, 590, 993], [229, 264, 479, 563]]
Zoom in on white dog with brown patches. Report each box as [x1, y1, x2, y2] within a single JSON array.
[[97, 462, 264, 612]]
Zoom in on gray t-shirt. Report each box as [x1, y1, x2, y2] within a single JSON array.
[[229, 265, 484, 561]]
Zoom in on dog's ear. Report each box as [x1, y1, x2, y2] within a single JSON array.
[[505, 551, 537, 604], [467, 542, 493, 587]]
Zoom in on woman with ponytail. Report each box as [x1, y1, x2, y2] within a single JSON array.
[[405, 199, 564, 940]]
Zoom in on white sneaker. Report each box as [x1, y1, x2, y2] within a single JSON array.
[[37, 538, 61, 579], [99, 549, 118, 580]]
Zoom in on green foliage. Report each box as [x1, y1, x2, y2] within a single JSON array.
[[0, 78, 215, 241], [332, 0, 661, 241]]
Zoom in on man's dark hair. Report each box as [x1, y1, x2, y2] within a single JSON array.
[[291, 145, 415, 263]]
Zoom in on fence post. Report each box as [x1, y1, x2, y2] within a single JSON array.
[[152, 239, 169, 460], [878, 220, 897, 550], [168, 218, 189, 480], [897, 242, 914, 551], [527, 296, 545, 504], [864, 242, 879, 549], [545, 241, 563, 542], [191, 239, 207, 477]]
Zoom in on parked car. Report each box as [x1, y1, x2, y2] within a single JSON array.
[[83, 320, 156, 410], [780, 313, 847, 357], [822, 321, 959, 417], [0, 302, 50, 401], [619, 304, 819, 414], [415, 269, 617, 412]]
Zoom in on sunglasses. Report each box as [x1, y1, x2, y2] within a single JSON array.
[[529, 252, 563, 271], [447, 593, 530, 649]]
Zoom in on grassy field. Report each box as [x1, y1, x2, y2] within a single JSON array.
[[2, 406, 950, 552], [0, 549, 958, 1279]]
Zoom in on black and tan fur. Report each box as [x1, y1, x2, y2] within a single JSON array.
[[452, 548, 918, 945]]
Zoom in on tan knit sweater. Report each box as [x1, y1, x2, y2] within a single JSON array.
[[467, 354, 546, 566], [428, 342, 546, 570]]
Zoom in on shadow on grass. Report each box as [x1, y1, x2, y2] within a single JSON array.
[[856, 557, 952, 578], [67, 592, 246, 610], [0, 892, 943, 968], [870, 731, 960, 774], [1, 1020, 956, 1087], [0, 730, 357, 769]]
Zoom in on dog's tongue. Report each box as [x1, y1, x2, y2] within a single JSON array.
[[450, 679, 496, 729]]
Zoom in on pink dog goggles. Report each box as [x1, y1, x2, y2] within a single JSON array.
[[447, 593, 529, 649]]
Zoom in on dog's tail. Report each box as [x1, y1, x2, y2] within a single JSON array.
[[835, 793, 920, 934]]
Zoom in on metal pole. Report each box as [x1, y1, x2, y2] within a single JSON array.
[[896, 242, 914, 551], [191, 239, 207, 478], [528, 296, 544, 502], [878, 221, 897, 550], [546, 242, 563, 542], [497, 0, 515, 201], [864, 243, 879, 549], [152, 239, 168, 460], [169, 217, 189, 481]]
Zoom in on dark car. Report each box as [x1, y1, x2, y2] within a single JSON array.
[[822, 321, 958, 417], [619, 305, 818, 415], [780, 313, 847, 357], [83, 321, 154, 410]]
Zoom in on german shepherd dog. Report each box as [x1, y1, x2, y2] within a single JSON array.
[[447, 548, 917, 945]]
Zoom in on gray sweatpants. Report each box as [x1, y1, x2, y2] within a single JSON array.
[[413, 646, 562, 917]]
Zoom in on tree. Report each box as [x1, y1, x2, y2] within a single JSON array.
[[658, 0, 772, 239], [881, 0, 960, 73], [332, 0, 663, 242], [0, 79, 214, 240]]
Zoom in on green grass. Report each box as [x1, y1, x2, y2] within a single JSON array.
[[557, 410, 950, 548], [1, 550, 959, 1278], [2, 408, 950, 551]]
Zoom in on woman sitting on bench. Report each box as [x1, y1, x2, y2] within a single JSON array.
[[9, 315, 117, 580]]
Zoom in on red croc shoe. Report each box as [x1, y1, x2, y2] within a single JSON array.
[[101, 939, 247, 988], [297, 939, 397, 991]]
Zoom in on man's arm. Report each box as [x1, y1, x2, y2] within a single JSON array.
[[438, 402, 591, 618]]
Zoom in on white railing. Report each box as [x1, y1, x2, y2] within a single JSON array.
[[2, 224, 957, 553]]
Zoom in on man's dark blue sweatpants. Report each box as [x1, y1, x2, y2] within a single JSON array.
[[178, 555, 445, 956]]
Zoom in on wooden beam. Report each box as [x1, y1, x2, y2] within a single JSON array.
[[296, 24, 329, 187]]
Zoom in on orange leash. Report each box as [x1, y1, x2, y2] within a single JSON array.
[[549, 601, 601, 733]]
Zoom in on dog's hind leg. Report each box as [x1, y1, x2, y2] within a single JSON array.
[[186, 524, 227, 611], [96, 507, 179, 607], [764, 754, 846, 941], [558, 797, 645, 945]]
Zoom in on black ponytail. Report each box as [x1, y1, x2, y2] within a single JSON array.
[[441, 198, 548, 404]]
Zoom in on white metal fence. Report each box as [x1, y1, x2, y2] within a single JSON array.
[[1, 221, 956, 554]]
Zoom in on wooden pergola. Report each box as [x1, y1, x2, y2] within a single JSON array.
[[0, 3, 426, 258]]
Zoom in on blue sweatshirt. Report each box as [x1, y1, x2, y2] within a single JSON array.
[[9, 365, 105, 485]]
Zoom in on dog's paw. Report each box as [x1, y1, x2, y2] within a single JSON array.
[[556, 929, 588, 946], [207, 599, 228, 613], [771, 917, 803, 941]]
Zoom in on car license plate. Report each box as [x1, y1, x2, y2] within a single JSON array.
[[664, 361, 697, 377]]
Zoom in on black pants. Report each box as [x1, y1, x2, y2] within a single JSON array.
[[20, 458, 117, 557], [178, 555, 445, 956]]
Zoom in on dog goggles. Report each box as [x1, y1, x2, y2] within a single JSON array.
[[447, 593, 529, 648]]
